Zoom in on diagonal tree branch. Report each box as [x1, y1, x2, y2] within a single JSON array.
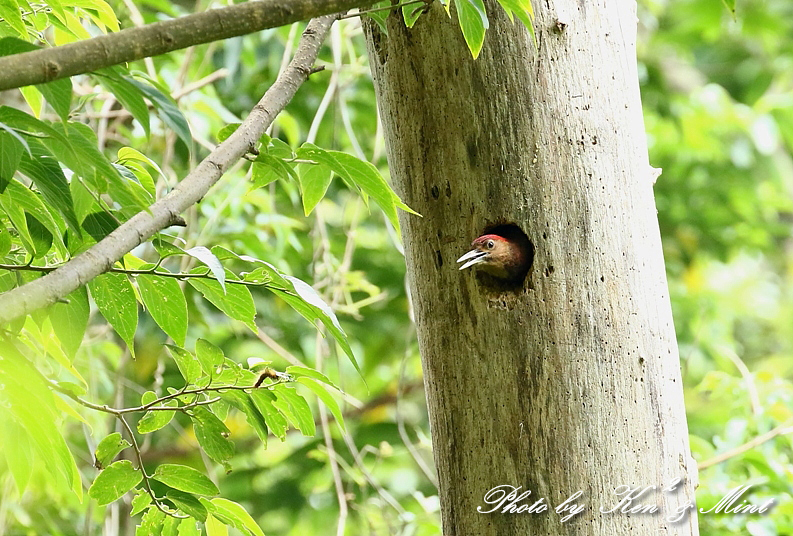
[[0, 0, 369, 91], [0, 14, 339, 326]]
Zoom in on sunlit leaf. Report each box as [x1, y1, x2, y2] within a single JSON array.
[[94, 432, 131, 468], [185, 246, 226, 293], [88, 460, 142, 506], [455, 0, 489, 59], [89, 272, 137, 356], [165, 489, 208, 522], [199, 498, 265, 536], [152, 464, 219, 496], [49, 286, 89, 359], [137, 269, 188, 346], [297, 377, 345, 431], [137, 391, 177, 433]]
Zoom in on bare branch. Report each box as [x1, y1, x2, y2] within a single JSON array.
[[0, 15, 338, 325], [0, 0, 370, 91]]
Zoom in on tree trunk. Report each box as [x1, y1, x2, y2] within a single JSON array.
[[363, 1, 699, 535]]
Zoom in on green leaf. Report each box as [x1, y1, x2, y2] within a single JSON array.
[[137, 271, 188, 346], [178, 518, 201, 536], [0, 227, 11, 259], [216, 123, 240, 143], [276, 272, 361, 376], [89, 272, 138, 356], [1, 420, 32, 495], [251, 154, 297, 184], [0, 188, 33, 253], [152, 464, 219, 496], [0, 106, 70, 147], [94, 67, 150, 137], [495, 0, 534, 31], [129, 77, 192, 151], [47, 122, 149, 210], [296, 144, 417, 232], [0, 2, 27, 37], [191, 406, 234, 466], [268, 138, 293, 159], [0, 120, 30, 154], [130, 488, 152, 516], [162, 515, 180, 536], [330, 150, 417, 228], [0, 177, 66, 256], [69, 0, 118, 31], [137, 505, 166, 536], [403, 1, 425, 27], [273, 384, 315, 436], [166, 488, 208, 522], [455, 0, 489, 59], [285, 365, 339, 390], [249, 389, 287, 441], [165, 344, 203, 385], [0, 129, 23, 191], [81, 211, 118, 242], [25, 212, 52, 258], [94, 432, 131, 468], [200, 498, 265, 536], [218, 390, 268, 446], [88, 460, 142, 505], [195, 338, 224, 376], [205, 514, 228, 536], [185, 246, 225, 293], [297, 377, 345, 431], [153, 236, 186, 258], [49, 286, 89, 359], [117, 147, 163, 194], [0, 343, 82, 499], [250, 161, 280, 189], [113, 162, 155, 205], [118, 159, 157, 198], [365, 0, 391, 33], [297, 163, 332, 216], [187, 271, 257, 332], [137, 391, 177, 433], [17, 139, 81, 234]]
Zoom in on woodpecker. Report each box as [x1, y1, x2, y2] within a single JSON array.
[[456, 232, 533, 282]]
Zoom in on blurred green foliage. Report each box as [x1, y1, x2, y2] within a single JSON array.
[[641, 0, 793, 534], [0, 0, 792, 534]]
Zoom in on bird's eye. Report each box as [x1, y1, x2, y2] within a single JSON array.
[[486, 240, 495, 249]]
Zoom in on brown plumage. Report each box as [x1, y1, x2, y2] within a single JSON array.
[[456, 232, 532, 282]]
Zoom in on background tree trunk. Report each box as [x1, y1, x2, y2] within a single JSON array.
[[364, 1, 699, 534]]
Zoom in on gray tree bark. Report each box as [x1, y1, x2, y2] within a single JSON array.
[[364, 1, 699, 535]]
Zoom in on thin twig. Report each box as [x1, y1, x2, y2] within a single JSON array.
[[0, 262, 294, 291], [718, 344, 762, 417], [698, 419, 793, 470], [115, 413, 188, 518], [50, 379, 288, 416], [338, 0, 426, 19]]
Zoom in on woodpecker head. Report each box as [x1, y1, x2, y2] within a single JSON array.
[[457, 232, 532, 282]]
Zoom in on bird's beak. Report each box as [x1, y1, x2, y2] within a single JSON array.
[[457, 249, 488, 271]]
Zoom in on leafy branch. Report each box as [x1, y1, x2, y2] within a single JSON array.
[[0, 262, 292, 289], [50, 376, 290, 416], [51, 369, 292, 518], [0, 15, 339, 325], [0, 0, 373, 91]]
